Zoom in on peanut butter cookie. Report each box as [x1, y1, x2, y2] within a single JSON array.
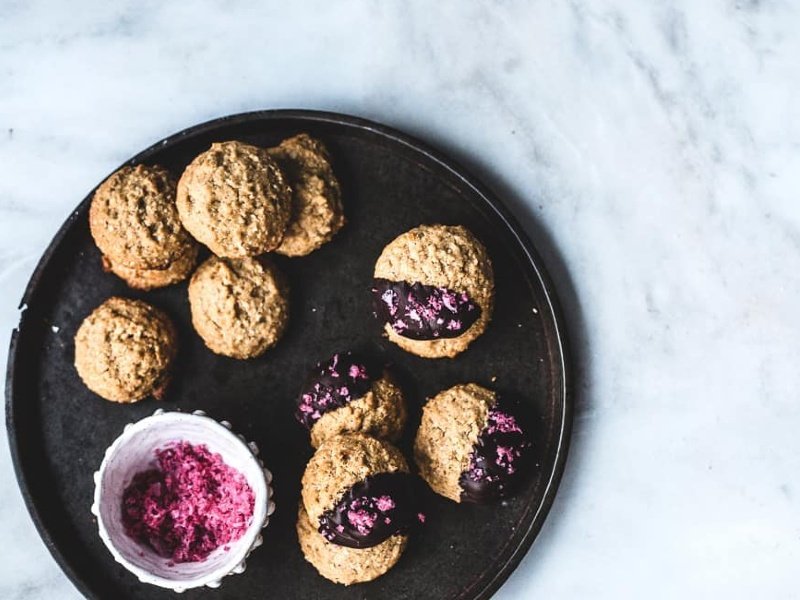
[[372, 225, 494, 358], [176, 141, 291, 257], [414, 384, 532, 503], [187, 255, 289, 359], [268, 134, 345, 257], [296, 351, 407, 448], [297, 501, 407, 585], [89, 164, 192, 269], [74, 297, 177, 403]]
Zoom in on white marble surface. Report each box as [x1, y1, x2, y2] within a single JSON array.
[[2, 1, 799, 598]]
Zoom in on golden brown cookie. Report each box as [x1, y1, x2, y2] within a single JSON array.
[[301, 434, 408, 525], [414, 383, 532, 503], [187, 255, 289, 359], [372, 225, 494, 359], [101, 242, 199, 290], [295, 351, 407, 448], [176, 141, 292, 257], [89, 164, 191, 269], [74, 297, 177, 403], [267, 134, 345, 257], [297, 501, 407, 586]]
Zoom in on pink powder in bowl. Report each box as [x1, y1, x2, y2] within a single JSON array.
[[121, 441, 255, 563]]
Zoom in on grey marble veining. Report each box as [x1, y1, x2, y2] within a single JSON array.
[[2, 1, 799, 598]]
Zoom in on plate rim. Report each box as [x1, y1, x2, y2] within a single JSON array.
[[5, 109, 573, 600]]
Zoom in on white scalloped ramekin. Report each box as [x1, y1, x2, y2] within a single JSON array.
[[91, 409, 275, 593]]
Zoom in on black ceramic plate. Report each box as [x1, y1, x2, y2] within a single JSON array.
[[6, 110, 571, 600]]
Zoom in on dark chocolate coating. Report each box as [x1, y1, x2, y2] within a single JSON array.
[[318, 472, 424, 549], [459, 407, 532, 503], [295, 351, 382, 428], [371, 278, 481, 341]]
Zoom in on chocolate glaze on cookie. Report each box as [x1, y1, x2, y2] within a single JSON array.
[[371, 278, 481, 341], [317, 472, 424, 549], [459, 407, 532, 503], [296, 351, 382, 428]]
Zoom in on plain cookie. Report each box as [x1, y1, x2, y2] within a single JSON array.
[[268, 134, 345, 257], [74, 297, 177, 403], [89, 164, 192, 269], [176, 141, 292, 257], [188, 255, 289, 359], [102, 242, 199, 290]]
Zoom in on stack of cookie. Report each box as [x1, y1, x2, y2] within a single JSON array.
[[294, 351, 426, 585], [75, 133, 345, 401]]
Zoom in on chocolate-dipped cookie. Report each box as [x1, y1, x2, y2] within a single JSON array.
[[301, 434, 423, 550], [371, 224, 494, 359], [414, 383, 531, 503], [296, 351, 407, 448]]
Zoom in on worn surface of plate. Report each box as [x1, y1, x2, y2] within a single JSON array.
[[6, 110, 571, 599]]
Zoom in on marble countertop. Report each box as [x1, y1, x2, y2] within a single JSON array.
[[2, 1, 799, 598]]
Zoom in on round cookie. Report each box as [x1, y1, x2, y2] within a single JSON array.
[[297, 501, 407, 586], [89, 164, 191, 269], [414, 383, 531, 503], [301, 434, 409, 527], [102, 242, 199, 290], [371, 224, 494, 359], [187, 255, 289, 359], [74, 297, 177, 403], [268, 134, 345, 257], [176, 141, 292, 257], [296, 351, 407, 448]]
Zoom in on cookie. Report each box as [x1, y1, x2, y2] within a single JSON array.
[[176, 141, 292, 257], [301, 434, 422, 549], [268, 134, 345, 257], [296, 351, 407, 448], [371, 225, 494, 358], [102, 242, 199, 290], [74, 297, 177, 403], [414, 383, 532, 503], [297, 501, 407, 586], [187, 255, 289, 359]]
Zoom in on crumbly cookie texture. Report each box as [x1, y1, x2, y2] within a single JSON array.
[[309, 375, 407, 449], [414, 383, 496, 502], [74, 297, 177, 403], [188, 255, 289, 359], [176, 141, 292, 257], [89, 164, 191, 269], [374, 224, 494, 358], [301, 434, 408, 525], [102, 242, 199, 290], [297, 501, 407, 585], [268, 134, 345, 257]]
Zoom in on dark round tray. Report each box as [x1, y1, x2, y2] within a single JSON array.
[[6, 110, 572, 599]]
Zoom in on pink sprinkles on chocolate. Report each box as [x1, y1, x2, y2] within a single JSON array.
[[121, 441, 255, 563], [371, 279, 481, 341]]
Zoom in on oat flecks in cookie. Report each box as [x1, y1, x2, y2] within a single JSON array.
[[413, 383, 496, 502], [188, 255, 289, 359], [176, 141, 292, 257], [90, 164, 192, 269], [373, 224, 494, 358], [74, 297, 177, 403], [102, 242, 199, 290], [296, 350, 407, 448], [268, 134, 345, 257], [301, 434, 408, 526], [297, 501, 407, 586]]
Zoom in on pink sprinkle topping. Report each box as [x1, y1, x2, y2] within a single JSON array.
[[417, 512, 426, 523], [487, 409, 523, 435], [121, 441, 255, 563], [347, 509, 378, 534], [375, 495, 396, 512]]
